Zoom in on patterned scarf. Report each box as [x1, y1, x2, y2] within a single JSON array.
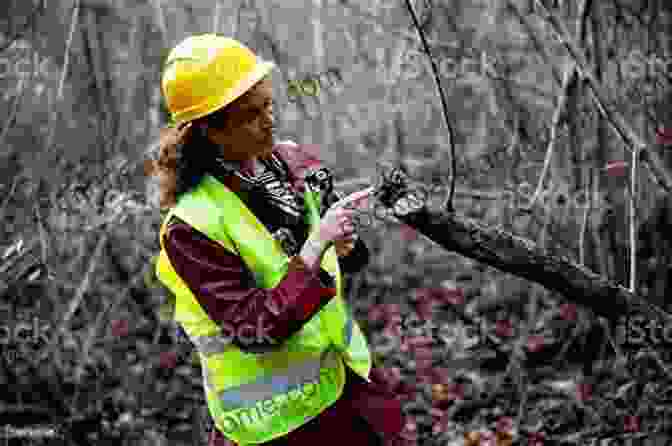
[[210, 153, 308, 255]]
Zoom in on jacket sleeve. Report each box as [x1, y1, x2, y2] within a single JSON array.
[[163, 221, 337, 352]]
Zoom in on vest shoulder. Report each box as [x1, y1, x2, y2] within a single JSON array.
[[169, 177, 228, 239]]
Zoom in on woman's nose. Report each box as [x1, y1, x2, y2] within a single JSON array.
[[262, 106, 274, 128]]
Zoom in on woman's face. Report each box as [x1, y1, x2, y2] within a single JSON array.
[[205, 76, 275, 161]]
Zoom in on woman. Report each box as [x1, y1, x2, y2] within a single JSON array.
[[149, 34, 406, 445]]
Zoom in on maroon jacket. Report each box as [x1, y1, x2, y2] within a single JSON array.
[[163, 143, 405, 445]]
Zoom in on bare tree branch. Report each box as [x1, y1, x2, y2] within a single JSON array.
[[402, 0, 457, 213], [57, 0, 80, 101], [533, 0, 672, 192], [523, 65, 577, 211], [372, 165, 671, 326]]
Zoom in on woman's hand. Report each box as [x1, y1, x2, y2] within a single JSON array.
[[313, 187, 373, 246]]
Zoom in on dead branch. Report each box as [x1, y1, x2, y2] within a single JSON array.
[[371, 165, 671, 326]]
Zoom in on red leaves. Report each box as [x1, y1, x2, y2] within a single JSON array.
[[371, 366, 403, 393], [604, 161, 628, 178], [367, 305, 387, 324], [623, 415, 640, 432], [495, 418, 515, 446], [464, 431, 497, 446], [479, 430, 497, 446], [463, 420, 515, 446], [375, 304, 402, 337], [526, 335, 546, 352], [495, 319, 514, 338], [159, 350, 178, 369], [432, 382, 464, 403], [399, 224, 418, 242], [527, 431, 545, 446], [411, 285, 464, 319], [110, 319, 129, 337], [398, 418, 418, 443], [414, 286, 465, 306], [415, 300, 435, 319], [400, 334, 433, 353], [496, 416, 513, 435], [368, 303, 401, 325], [412, 345, 433, 368], [656, 127, 672, 146], [576, 382, 592, 401], [430, 408, 449, 434], [559, 303, 577, 321]]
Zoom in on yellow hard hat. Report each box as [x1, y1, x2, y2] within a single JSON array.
[[161, 34, 275, 126]]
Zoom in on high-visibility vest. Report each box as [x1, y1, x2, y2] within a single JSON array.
[[155, 173, 372, 445]]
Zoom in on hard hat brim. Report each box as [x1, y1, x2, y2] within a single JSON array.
[[172, 59, 276, 126]]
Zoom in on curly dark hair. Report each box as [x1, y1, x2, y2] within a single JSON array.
[[146, 106, 230, 211]]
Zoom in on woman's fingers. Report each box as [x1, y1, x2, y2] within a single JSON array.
[[335, 187, 374, 208], [335, 208, 356, 218]]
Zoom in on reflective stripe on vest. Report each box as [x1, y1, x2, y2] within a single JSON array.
[[155, 173, 371, 444], [203, 349, 339, 411]]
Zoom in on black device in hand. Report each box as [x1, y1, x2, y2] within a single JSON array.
[[303, 167, 343, 216]]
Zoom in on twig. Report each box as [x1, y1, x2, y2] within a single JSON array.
[[533, 0, 672, 192], [0, 78, 27, 152], [523, 66, 576, 210], [0, 174, 22, 223], [628, 145, 638, 292], [579, 183, 591, 266], [58, 0, 80, 101], [33, 201, 49, 267], [402, 0, 457, 213]]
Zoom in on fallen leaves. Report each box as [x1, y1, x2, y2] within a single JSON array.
[[656, 127, 672, 146], [159, 350, 178, 369], [623, 414, 640, 432], [526, 335, 546, 352], [110, 319, 129, 337], [558, 303, 577, 321], [576, 382, 592, 402], [495, 319, 514, 338], [604, 161, 628, 178]]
